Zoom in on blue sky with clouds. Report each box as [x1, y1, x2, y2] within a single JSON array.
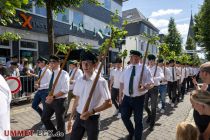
[[122, 0, 204, 45]]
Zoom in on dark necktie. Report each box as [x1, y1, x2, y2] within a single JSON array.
[[38, 69, 42, 78], [172, 67, 175, 81], [49, 71, 54, 91], [129, 66, 135, 95], [69, 70, 73, 76]]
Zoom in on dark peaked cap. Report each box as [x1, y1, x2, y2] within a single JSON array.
[[80, 50, 98, 63], [169, 59, 175, 63], [130, 50, 142, 58], [147, 54, 156, 60], [158, 59, 164, 63], [49, 55, 60, 61], [37, 56, 48, 63]]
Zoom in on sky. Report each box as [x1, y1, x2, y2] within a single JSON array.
[[122, 0, 204, 56]]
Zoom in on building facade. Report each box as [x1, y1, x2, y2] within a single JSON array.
[[122, 8, 159, 64], [0, 0, 124, 74]]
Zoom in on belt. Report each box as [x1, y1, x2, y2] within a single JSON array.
[[125, 95, 144, 99], [77, 112, 100, 120]]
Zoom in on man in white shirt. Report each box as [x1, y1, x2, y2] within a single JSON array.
[[41, 55, 70, 140], [0, 74, 11, 140], [144, 54, 164, 131], [67, 50, 112, 140], [65, 60, 83, 117], [32, 56, 52, 128], [119, 50, 154, 140], [168, 59, 177, 107], [175, 61, 182, 102], [109, 58, 123, 118], [158, 59, 170, 113]]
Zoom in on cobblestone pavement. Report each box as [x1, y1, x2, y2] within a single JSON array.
[[10, 92, 194, 140]]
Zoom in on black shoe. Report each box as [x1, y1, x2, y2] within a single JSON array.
[[146, 116, 151, 123]]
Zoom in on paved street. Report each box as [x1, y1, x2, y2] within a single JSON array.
[[11, 92, 194, 140]]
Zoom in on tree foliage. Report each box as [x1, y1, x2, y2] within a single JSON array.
[[164, 17, 182, 55], [194, 0, 210, 60], [185, 37, 196, 50], [0, 0, 28, 25]]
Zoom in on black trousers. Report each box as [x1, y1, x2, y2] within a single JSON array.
[[168, 81, 177, 103], [41, 98, 66, 140], [111, 87, 119, 110], [70, 112, 100, 140], [181, 78, 187, 98], [144, 86, 158, 127]]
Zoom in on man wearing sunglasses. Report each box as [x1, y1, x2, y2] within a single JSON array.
[[32, 56, 52, 129], [41, 55, 69, 140]]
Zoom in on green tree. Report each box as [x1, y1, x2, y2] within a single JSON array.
[[185, 37, 196, 50], [194, 0, 210, 60], [34, 0, 101, 54], [0, 0, 28, 41], [164, 17, 182, 55], [0, 0, 28, 25]]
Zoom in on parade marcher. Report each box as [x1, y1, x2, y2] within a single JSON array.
[[119, 50, 154, 140], [0, 74, 12, 140], [176, 61, 182, 102], [32, 56, 52, 129], [65, 60, 83, 117], [67, 50, 112, 140], [144, 54, 164, 130], [41, 55, 69, 140], [158, 59, 170, 113], [168, 59, 177, 107], [109, 57, 123, 118]]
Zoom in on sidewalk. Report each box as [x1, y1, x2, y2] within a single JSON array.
[[11, 92, 194, 140]]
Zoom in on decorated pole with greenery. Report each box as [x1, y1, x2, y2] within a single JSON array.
[[138, 35, 159, 89], [82, 12, 127, 113]]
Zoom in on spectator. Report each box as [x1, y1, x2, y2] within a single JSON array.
[[9, 62, 20, 77], [0, 61, 10, 78], [176, 122, 199, 140], [190, 62, 210, 140]]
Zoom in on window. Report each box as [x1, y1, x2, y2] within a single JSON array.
[[19, 40, 38, 64], [0, 41, 9, 46], [144, 25, 147, 34], [20, 41, 37, 49], [73, 11, 83, 26], [35, 6, 46, 16], [57, 9, 69, 23], [104, 0, 111, 10]]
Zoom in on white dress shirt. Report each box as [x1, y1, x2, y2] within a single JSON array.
[[0, 75, 11, 140], [38, 66, 52, 90], [160, 66, 170, 85], [73, 72, 111, 114], [148, 65, 164, 86], [120, 64, 154, 97], [51, 68, 70, 99], [69, 68, 83, 90], [111, 68, 123, 89], [176, 67, 182, 80], [168, 67, 177, 82]]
